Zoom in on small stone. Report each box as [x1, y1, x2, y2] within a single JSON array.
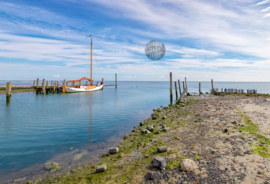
[[180, 159, 198, 171], [223, 129, 229, 133], [71, 169, 76, 173], [96, 164, 107, 173], [143, 129, 151, 134], [145, 171, 161, 180], [162, 116, 166, 119], [152, 156, 166, 170], [162, 124, 166, 128], [232, 121, 237, 125], [157, 146, 167, 153], [177, 178, 184, 184], [140, 122, 144, 126], [148, 125, 153, 131], [257, 171, 261, 174], [152, 116, 157, 120], [195, 114, 200, 116], [153, 108, 158, 111], [109, 147, 119, 154], [123, 135, 128, 139]]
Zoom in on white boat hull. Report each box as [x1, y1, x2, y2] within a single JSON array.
[[65, 85, 103, 93]]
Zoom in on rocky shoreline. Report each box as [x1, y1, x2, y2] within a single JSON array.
[[24, 95, 270, 183]]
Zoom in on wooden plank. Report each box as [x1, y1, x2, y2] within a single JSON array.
[[176, 87, 187, 104]]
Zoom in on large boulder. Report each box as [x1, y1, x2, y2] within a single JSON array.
[[152, 156, 166, 170], [109, 147, 119, 154], [180, 159, 198, 171], [96, 164, 107, 173]]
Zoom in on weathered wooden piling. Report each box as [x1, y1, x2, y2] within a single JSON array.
[[46, 81, 49, 87], [199, 82, 201, 95], [42, 79, 45, 94], [86, 81, 88, 85], [115, 73, 117, 89], [6, 82, 11, 102], [185, 77, 187, 89], [51, 81, 53, 86], [178, 80, 181, 96], [182, 81, 185, 90], [63, 79, 66, 86], [174, 81, 178, 100], [170, 72, 173, 104], [33, 80, 36, 87], [211, 79, 214, 94], [53, 82, 56, 93], [37, 78, 39, 88]]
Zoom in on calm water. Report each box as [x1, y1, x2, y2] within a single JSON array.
[[1, 81, 270, 178]]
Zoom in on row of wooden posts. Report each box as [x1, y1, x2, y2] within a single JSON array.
[[169, 72, 215, 104]]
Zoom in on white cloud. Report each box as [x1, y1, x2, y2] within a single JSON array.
[[53, 74, 60, 78], [159, 76, 165, 78]]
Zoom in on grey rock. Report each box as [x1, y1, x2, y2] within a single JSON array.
[[152, 156, 166, 170], [177, 178, 184, 184], [162, 124, 166, 128], [157, 146, 167, 153], [152, 116, 157, 120], [162, 116, 166, 119], [145, 171, 161, 180], [180, 159, 198, 171], [109, 147, 119, 154], [143, 129, 151, 134], [148, 125, 153, 131], [153, 108, 158, 111], [96, 164, 107, 173], [232, 121, 237, 125]]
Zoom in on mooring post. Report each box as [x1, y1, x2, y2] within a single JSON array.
[[6, 82, 11, 103], [115, 73, 117, 88], [53, 82, 56, 93], [170, 72, 173, 104], [33, 80, 36, 87], [178, 79, 181, 96], [102, 78, 104, 84], [63, 79, 66, 86], [79, 81, 81, 86], [185, 77, 187, 90], [46, 81, 48, 87], [37, 78, 39, 88], [42, 79, 45, 94], [175, 81, 178, 100], [199, 82, 201, 95], [51, 81, 53, 86], [86, 81, 88, 85], [211, 79, 214, 94]]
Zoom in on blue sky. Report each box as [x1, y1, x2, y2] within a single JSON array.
[[1, 0, 270, 81]]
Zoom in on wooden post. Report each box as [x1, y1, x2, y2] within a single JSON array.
[[33, 80, 36, 87], [51, 81, 53, 86], [174, 81, 178, 100], [211, 79, 214, 94], [185, 77, 187, 89], [199, 82, 201, 95], [63, 79, 66, 86], [6, 82, 11, 103], [178, 80, 181, 96], [79, 81, 81, 86], [37, 78, 39, 88], [42, 79, 45, 94], [115, 73, 117, 88], [182, 81, 185, 90], [46, 81, 48, 87], [170, 72, 172, 104], [86, 81, 88, 85], [53, 82, 56, 93]]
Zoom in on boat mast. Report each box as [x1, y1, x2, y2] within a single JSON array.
[[91, 36, 93, 84]]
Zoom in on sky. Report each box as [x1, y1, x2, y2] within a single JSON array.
[[1, 0, 270, 81]]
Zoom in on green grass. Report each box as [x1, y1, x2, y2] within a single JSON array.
[[236, 110, 270, 158], [45, 163, 61, 172], [194, 152, 201, 160]]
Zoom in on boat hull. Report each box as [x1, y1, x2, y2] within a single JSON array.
[[65, 85, 103, 93]]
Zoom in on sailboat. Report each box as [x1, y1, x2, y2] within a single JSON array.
[[65, 36, 104, 93]]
